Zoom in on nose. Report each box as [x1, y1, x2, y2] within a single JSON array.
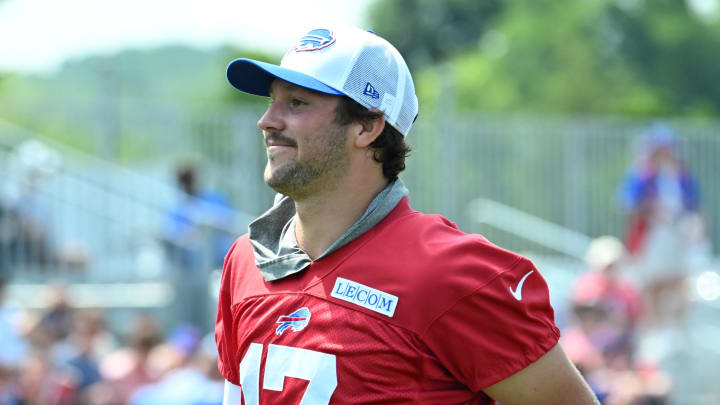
[[258, 101, 285, 133]]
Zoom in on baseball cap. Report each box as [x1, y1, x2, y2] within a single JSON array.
[[585, 236, 626, 270], [646, 122, 677, 150], [227, 25, 419, 136]]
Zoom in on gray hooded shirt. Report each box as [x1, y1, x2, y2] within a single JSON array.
[[248, 179, 409, 281]]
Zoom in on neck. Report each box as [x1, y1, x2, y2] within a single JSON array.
[[293, 171, 388, 260]]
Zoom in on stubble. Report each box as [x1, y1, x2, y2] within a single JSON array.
[[264, 124, 349, 200]]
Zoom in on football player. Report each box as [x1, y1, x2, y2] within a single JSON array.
[[216, 25, 599, 405]]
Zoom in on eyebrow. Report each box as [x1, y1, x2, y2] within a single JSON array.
[[270, 80, 316, 97], [277, 81, 297, 91]]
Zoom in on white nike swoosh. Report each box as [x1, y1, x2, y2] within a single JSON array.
[[509, 270, 535, 301]]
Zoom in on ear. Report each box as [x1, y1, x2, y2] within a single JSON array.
[[353, 111, 385, 148]]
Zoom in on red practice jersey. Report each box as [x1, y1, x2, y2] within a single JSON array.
[[215, 198, 560, 404]]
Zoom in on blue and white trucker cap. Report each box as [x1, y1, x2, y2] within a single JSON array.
[[227, 25, 419, 136]]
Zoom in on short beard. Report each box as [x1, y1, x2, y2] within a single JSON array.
[[264, 125, 349, 200]]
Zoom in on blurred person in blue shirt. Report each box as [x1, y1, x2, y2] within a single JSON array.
[[0, 140, 62, 273], [161, 164, 236, 329], [162, 164, 235, 272], [619, 123, 706, 328], [51, 310, 117, 401]]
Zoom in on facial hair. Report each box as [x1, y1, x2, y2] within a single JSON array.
[[264, 124, 349, 200]]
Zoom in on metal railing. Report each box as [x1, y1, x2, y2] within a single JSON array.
[[0, 120, 254, 328], [468, 197, 593, 260]]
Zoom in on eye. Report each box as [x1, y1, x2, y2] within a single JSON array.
[[290, 98, 307, 108]]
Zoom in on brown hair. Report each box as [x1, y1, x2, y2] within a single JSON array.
[[334, 97, 411, 180]]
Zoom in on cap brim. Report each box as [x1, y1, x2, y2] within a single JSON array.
[[226, 58, 345, 97]]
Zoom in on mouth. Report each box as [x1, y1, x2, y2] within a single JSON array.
[[266, 144, 295, 158], [265, 133, 297, 148]]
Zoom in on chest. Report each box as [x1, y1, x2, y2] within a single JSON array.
[[229, 290, 488, 405]]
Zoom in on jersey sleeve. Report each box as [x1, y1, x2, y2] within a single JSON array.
[[422, 257, 560, 391], [215, 238, 241, 384]]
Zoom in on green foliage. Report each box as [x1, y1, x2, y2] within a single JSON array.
[[368, 0, 503, 69], [374, 0, 720, 117], [607, 0, 720, 115], [0, 44, 276, 157], [415, 1, 667, 115]]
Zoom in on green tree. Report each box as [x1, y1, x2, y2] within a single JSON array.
[[371, 0, 720, 117], [368, 0, 503, 69], [608, 0, 720, 115], [415, 0, 667, 115]]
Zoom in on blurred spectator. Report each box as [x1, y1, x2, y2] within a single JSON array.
[[11, 284, 82, 405], [0, 204, 11, 278], [26, 283, 74, 346], [161, 164, 235, 271], [573, 236, 643, 359], [129, 326, 223, 405], [100, 313, 163, 405], [0, 140, 62, 273], [52, 310, 117, 396], [1, 284, 218, 405], [0, 366, 21, 405], [17, 350, 79, 405], [562, 236, 671, 404], [0, 276, 28, 404], [0, 139, 89, 277], [619, 123, 706, 327], [161, 164, 235, 329], [0, 276, 28, 371]]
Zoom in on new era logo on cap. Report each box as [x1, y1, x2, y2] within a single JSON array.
[[363, 82, 380, 99]]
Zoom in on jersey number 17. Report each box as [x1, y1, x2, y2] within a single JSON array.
[[226, 343, 338, 405]]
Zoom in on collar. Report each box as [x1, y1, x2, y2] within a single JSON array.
[[248, 179, 409, 281]]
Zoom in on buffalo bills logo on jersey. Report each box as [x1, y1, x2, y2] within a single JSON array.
[[275, 307, 311, 335], [293, 29, 336, 52]]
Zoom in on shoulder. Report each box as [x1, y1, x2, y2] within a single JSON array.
[[376, 208, 525, 285], [222, 234, 254, 272], [225, 234, 252, 259], [219, 235, 260, 296], [366, 208, 559, 390], [362, 206, 533, 329]]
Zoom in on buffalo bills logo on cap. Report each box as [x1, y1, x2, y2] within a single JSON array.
[[275, 307, 311, 335], [293, 29, 336, 52]]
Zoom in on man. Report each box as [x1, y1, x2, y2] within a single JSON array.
[[620, 124, 704, 327], [216, 25, 599, 404]]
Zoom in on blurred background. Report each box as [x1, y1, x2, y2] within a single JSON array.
[[1, 0, 720, 404]]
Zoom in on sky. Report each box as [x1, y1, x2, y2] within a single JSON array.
[[0, 0, 374, 74]]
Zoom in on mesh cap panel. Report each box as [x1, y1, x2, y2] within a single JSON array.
[[342, 46, 398, 113], [341, 42, 417, 135]]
